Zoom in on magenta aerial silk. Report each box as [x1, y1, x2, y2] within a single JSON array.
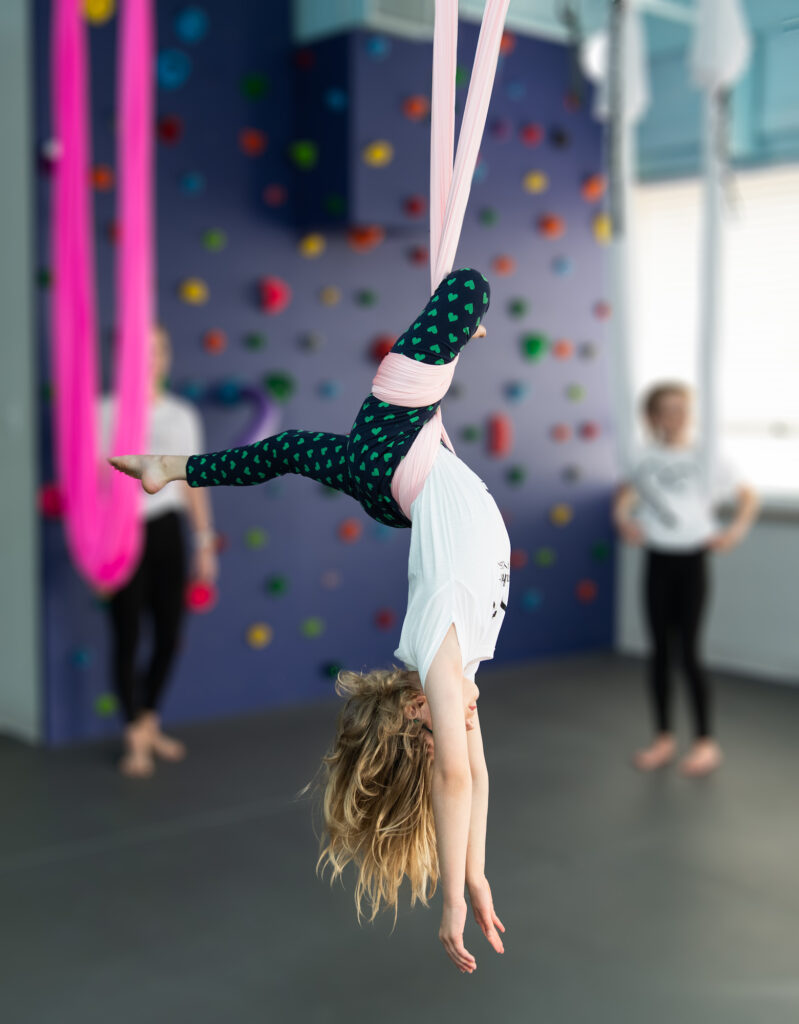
[[51, 0, 153, 589], [375, 0, 510, 519]]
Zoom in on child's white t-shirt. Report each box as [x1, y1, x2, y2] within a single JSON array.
[[394, 446, 511, 689], [632, 443, 740, 552]]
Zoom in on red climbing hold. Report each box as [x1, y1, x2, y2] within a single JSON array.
[[579, 421, 600, 440], [239, 128, 268, 157], [39, 482, 65, 519], [404, 195, 427, 218], [538, 214, 566, 240], [510, 549, 528, 570], [203, 329, 227, 354], [91, 165, 114, 191], [157, 114, 183, 145], [499, 31, 516, 56], [594, 300, 612, 320], [185, 580, 218, 613], [576, 579, 598, 603], [370, 335, 395, 363], [338, 518, 363, 544], [491, 254, 516, 276], [487, 413, 513, 458], [581, 174, 606, 202], [408, 245, 429, 266], [259, 277, 292, 314], [348, 225, 385, 252], [402, 94, 430, 121], [294, 47, 316, 71], [519, 122, 544, 146], [375, 608, 397, 630], [263, 183, 288, 207], [550, 423, 572, 442]]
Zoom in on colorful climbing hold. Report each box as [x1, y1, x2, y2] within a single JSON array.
[[321, 569, 342, 589], [535, 547, 557, 567], [519, 123, 544, 146], [521, 589, 543, 612], [180, 171, 205, 196], [510, 549, 528, 570], [69, 646, 92, 668], [592, 540, 611, 562], [91, 165, 114, 191], [263, 372, 295, 402], [356, 289, 378, 308], [550, 126, 570, 148], [338, 518, 363, 544], [263, 183, 288, 207], [576, 580, 598, 603], [521, 333, 548, 360], [550, 423, 572, 442], [259, 276, 292, 314], [94, 693, 118, 718], [239, 128, 267, 157], [203, 228, 227, 252], [347, 225, 385, 252], [247, 623, 273, 649], [581, 174, 606, 203], [84, 0, 115, 24], [244, 332, 266, 351], [402, 94, 430, 121], [302, 617, 326, 639], [299, 331, 325, 352], [506, 465, 526, 486], [506, 80, 526, 100], [288, 139, 319, 170], [174, 6, 209, 44], [564, 91, 582, 113], [487, 414, 513, 458], [579, 421, 600, 440], [551, 255, 573, 276], [455, 64, 469, 87], [362, 140, 394, 168], [203, 329, 227, 355], [593, 300, 612, 320], [370, 335, 395, 363], [403, 195, 427, 218], [157, 114, 183, 145], [318, 380, 339, 399], [265, 575, 289, 596], [365, 35, 391, 60], [579, 341, 597, 359], [186, 580, 218, 613], [537, 214, 565, 240], [523, 170, 549, 194], [550, 503, 574, 527], [472, 160, 488, 184], [241, 72, 269, 99], [461, 425, 481, 443], [491, 254, 516, 276], [324, 193, 346, 216], [157, 49, 192, 90], [504, 381, 528, 402], [299, 233, 326, 259], [563, 464, 581, 483], [490, 117, 513, 142], [319, 285, 342, 307], [322, 661, 344, 680], [375, 608, 396, 631], [408, 245, 429, 266], [324, 87, 348, 112], [499, 31, 516, 55], [507, 298, 528, 318], [479, 207, 499, 226], [593, 212, 612, 244], [566, 384, 584, 402], [552, 339, 574, 360], [245, 527, 269, 549], [179, 278, 209, 305]]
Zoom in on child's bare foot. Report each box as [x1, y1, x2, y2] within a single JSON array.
[[139, 711, 187, 762], [633, 733, 676, 772], [108, 454, 181, 494], [680, 739, 722, 778], [119, 721, 155, 779]]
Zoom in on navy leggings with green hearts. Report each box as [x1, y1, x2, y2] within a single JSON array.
[[186, 268, 490, 528]]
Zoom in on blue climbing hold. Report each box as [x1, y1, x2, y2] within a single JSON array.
[[324, 87, 348, 112], [365, 35, 391, 60], [504, 380, 528, 402], [174, 7, 209, 45], [552, 256, 573, 276], [157, 49, 192, 90], [180, 171, 205, 196], [318, 380, 340, 399], [522, 589, 543, 612]]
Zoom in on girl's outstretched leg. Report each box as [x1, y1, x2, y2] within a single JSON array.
[[109, 453, 187, 493]]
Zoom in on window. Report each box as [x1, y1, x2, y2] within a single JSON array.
[[630, 164, 799, 499]]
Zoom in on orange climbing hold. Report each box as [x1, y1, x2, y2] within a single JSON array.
[[91, 164, 114, 191], [491, 254, 516, 276], [370, 335, 395, 363], [537, 214, 565, 240], [402, 94, 430, 121], [347, 225, 385, 252], [338, 518, 363, 543], [203, 329, 227, 355], [487, 413, 513, 457], [551, 339, 574, 360], [582, 174, 606, 202]]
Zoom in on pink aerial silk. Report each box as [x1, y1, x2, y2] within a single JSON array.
[[51, 0, 153, 588], [373, 0, 510, 520]]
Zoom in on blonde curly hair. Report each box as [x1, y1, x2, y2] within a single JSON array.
[[309, 666, 437, 923]]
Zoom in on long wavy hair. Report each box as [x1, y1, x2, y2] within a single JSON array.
[[308, 666, 437, 923]]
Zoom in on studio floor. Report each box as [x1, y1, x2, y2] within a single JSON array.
[[2, 652, 798, 1024]]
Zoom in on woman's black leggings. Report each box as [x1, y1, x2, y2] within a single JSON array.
[[107, 511, 187, 723], [644, 548, 712, 739]]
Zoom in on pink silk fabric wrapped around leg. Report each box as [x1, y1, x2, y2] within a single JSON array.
[[51, 0, 153, 588], [372, 0, 510, 521]]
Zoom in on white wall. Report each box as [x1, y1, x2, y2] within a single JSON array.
[[0, 0, 41, 742], [616, 512, 799, 683]]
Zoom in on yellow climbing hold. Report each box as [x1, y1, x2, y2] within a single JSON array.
[[362, 140, 394, 168], [523, 170, 549, 194], [84, 0, 115, 23], [247, 622, 274, 650], [593, 212, 612, 244], [319, 285, 341, 307], [179, 278, 209, 305], [299, 233, 326, 259], [550, 503, 574, 527]]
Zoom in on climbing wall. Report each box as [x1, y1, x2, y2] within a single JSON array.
[[34, 0, 616, 745]]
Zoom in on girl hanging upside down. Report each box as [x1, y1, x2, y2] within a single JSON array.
[[111, 268, 508, 973]]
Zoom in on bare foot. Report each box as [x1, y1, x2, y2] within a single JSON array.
[[680, 739, 723, 778], [633, 734, 676, 772], [108, 454, 172, 494], [138, 712, 187, 762], [119, 721, 155, 779]]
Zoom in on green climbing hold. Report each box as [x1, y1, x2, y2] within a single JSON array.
[[302, 616, 325, 639], [506, 465, 526, 486], [521, 333, 548, 360], [478, 208, 498, 226], [455, 64, 469, 87], [325, 193, 346, 216], [535, 547, 557, 567], [288, 139, 319, 171], [356, 289, 378, 307], [37, 267, 52, 288], [461, 425, 481, 442], [203, 228, 227, 252], [566, 384, 585, 401], [507, 298, 528, 318], [244, 332, 266, 350], [265, 574, 289, 596], [94, 693, 118, 718], [245, 527, 269, 549], [241, 72, 270, 99], [591, 541, 611, 562], [264, 372, 295, 401]]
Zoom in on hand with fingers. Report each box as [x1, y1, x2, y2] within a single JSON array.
[[439, 899, 477, 974], [467, 875, 506, 956]]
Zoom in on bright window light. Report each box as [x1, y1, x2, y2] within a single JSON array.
[[630, 165, 799, 500]]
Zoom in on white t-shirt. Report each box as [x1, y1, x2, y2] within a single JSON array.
[[632, 443, 740, 552], [394, 446, 511, 689], [99, 392, 204, 520]]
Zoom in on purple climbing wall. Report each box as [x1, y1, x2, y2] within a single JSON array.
[[35, 1, 616, 745]]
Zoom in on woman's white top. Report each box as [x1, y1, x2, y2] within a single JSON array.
[[99, 392, 204, 521], [632, 443, 740, 552], [395, 446, 511, 689]]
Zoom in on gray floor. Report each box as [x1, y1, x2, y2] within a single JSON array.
[[2, 653, 799, 1024]]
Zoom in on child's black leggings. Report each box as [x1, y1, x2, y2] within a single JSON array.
[[107, 511, 187, 722], [644, 548, 712, 739]]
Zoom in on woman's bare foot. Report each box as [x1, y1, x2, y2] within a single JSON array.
[[680, 739, 723, 778], [108, 454, 185, 495], [119, 721, 155, 779], [138, 711, 187, 762], [633, 733, 676, 772]]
